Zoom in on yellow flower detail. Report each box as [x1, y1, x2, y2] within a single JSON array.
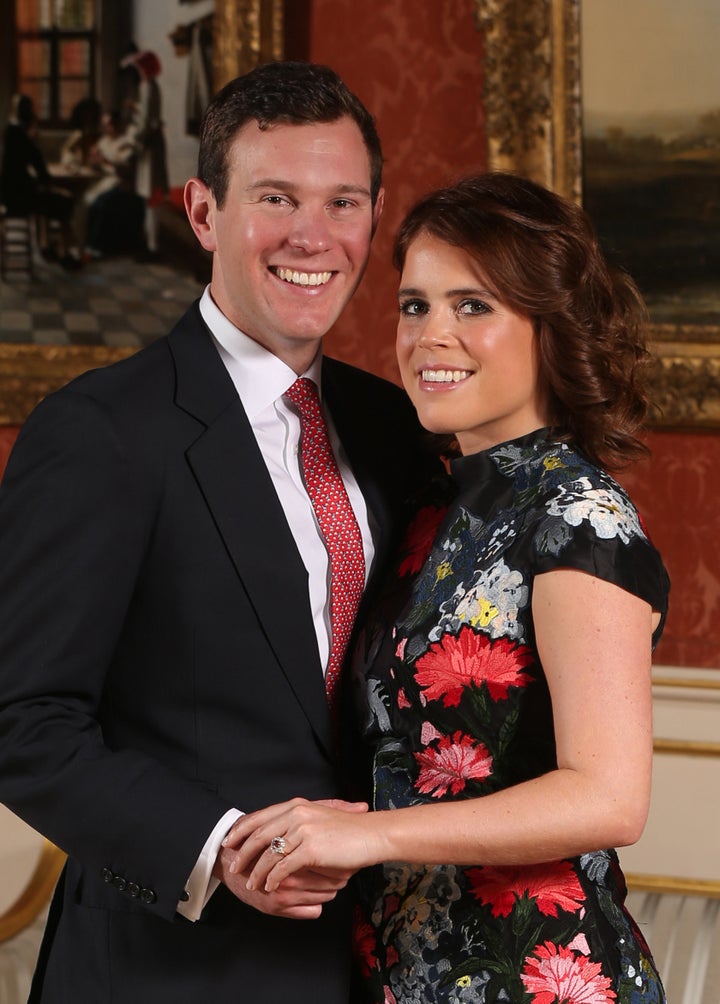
[[470, 597, 499, 627], [435, 561, 453, 584], [456, 975, 472, 988], [543, 455, 565, 472]]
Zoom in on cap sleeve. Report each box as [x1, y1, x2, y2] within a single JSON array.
[[529, 473, 670, 644]]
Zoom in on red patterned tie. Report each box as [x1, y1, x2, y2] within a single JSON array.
[[285, 378, 366, 717]]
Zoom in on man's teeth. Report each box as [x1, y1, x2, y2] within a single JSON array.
[[275, 267, 332, 287], [422, 369, 471, 383]]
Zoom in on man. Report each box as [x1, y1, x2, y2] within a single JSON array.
[[0, 63, 434, 1002]]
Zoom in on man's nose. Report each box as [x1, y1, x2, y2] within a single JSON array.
[[287, 206, 332, 253]]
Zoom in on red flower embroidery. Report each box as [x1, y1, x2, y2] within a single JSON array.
[[383, 894, 400, 920], [397, 505, 448, 577], [414, 627, 533, 707], [414, 730, 493, 797], [397, 688, 411, 709], [352, 906, 378, 977], [521, 941, 616, 1004], [467, 861, 586, 918]]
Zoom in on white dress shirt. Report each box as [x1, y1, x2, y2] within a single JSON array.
[[178, 288, 376, 920]]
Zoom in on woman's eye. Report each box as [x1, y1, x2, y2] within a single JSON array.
[[457, 299, 491, 316], [399, 299, 428, 316]]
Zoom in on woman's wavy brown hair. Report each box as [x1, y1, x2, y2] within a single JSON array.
[[393, 173, 651, 471]]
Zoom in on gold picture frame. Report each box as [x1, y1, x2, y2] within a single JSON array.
[[474, 0, 720, 429], [0, 0, 283, 426]]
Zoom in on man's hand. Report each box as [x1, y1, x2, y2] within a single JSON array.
[[213, 801, 366, 919], [213, 844, 352, 920]]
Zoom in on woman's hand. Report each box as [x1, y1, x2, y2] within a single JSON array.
[[222, 797, 380, 893]]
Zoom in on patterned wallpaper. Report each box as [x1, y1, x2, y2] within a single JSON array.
[[1, 1, 717, 668], [307, 0, 487, 380], [621, 431, 720, 669], [0, 427, 16, 477]]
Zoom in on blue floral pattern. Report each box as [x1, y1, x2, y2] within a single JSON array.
[[352, 429, 670, 1004]]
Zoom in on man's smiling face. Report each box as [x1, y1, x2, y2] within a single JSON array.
[[186, 116, 383, 373]]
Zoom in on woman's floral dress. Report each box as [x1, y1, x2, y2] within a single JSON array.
[[351, 429, 670, 1004]]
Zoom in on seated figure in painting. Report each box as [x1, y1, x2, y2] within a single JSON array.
[[1, 94, 81, 269]]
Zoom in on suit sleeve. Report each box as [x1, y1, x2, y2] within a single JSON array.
[[0, 389, 233, 921]]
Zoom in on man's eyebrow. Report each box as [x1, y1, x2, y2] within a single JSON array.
[[247, 179, 372, 197]]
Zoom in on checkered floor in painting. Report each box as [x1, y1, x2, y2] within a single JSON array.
[[0, 253, 207, 348]]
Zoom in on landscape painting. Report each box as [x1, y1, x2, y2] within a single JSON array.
[[581, 0, 720, 326]]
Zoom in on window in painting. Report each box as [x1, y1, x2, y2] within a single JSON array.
[[15, 0, 97, 126]]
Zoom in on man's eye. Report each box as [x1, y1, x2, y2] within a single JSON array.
[[457, 299, 491, 315], [399, 300, 427, 316], [262, 195, 289, 205]]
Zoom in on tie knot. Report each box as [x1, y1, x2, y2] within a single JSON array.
[[284, 377, 321, 418]]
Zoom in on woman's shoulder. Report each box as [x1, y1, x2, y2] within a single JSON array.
[[487, 436, 634, 521], [515, 440, 669, 616]]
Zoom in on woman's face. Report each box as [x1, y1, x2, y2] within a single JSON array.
[[396, 233, 548, 455]]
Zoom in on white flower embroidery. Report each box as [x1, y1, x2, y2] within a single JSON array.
[[546, 477, 643, 544], [452, 559, 527, 641]]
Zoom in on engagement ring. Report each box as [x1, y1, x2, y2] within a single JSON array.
[[269, 836, 287, 855]]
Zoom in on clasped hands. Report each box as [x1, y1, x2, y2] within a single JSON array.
[[217, 797, 378, 920]]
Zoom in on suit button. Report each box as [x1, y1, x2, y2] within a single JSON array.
[[127, 882, 140, 898], [140, 887, 157, 905], [101, 868, 114, 884], [112, 876, 127, 892]]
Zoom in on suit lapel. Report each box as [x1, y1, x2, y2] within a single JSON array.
[[168, 308, 333, 754]]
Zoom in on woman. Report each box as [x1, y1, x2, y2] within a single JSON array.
[[225, 173, 670, 1003]]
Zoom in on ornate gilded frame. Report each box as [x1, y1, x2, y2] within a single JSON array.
[[0, 0, 283, 425], [474, 0, 720, 428]]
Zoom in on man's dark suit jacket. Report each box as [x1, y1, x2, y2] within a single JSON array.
[[0, 303, 436, 1003]]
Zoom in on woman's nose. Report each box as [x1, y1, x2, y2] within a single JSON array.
[[417, 315, 455, 347]]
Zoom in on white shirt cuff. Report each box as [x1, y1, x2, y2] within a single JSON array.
[[176, 808, 243, 921]]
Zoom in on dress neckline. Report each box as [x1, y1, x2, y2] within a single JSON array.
[[449, 427, 554, 490]]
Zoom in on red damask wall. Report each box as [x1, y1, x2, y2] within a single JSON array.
[[299, 0, 488, 378], [622, 432, 720, 669], [1, 1, 718, 668], [0, 427, 18, 477]]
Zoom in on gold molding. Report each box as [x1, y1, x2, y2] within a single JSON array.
[[474, 0, 720, 429], [474, 0, 581, 201], [0, 345, 135, 425], [212, 0, 284, 90], [0, 840, 65, 942], [626, 872, 720, 899], [653, 675, 720, 692], [652, 738, 720, 758]]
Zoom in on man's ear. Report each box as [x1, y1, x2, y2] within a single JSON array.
[[371, 187, 385, 237], [184, 177, 218, 252]]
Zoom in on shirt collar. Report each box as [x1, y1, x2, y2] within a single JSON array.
[[199, 287, 323, 420]]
